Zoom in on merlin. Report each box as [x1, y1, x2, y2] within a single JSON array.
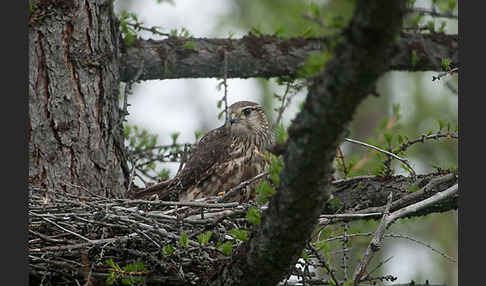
[[130, 101, 273, 203]]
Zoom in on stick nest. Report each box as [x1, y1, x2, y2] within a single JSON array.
[[29, 187, 253, 285]]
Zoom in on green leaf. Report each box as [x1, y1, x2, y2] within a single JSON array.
[[343, 280, 354, 286], [250, 26, 263, 36], [218, 241, 233, 255], [411, 14, 423, 26], [383, 131, 394, 147], [407, 183, 419, 192], [448, 0, 457, 10], [438, 120, 445, 131], [195, 130, 205, 141], [106, 259, 117, 268], [255, 180, 276, 205], [183, 40, 197, 50], [269, 154, 284, 187], [246, 207, 261, 225], [229, 228, 248, 242], [275, 124, 288, 144], [427, 20, 435, 32], [309, 2, 321, 19], [297, 49, 332, 78], [439, 21, 447, 33], [301, 250, 309, 262], [441, 58, 451, 71], [197, 231, 213, 245], [162, 244, 174, 257], [179, 232, 188, 247], [397, 134, 403, 145], [411, 50, 419, 67], [171, 132, 180, 144]]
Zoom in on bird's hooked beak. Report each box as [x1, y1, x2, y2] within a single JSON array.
[[229, 112, 240, 125]]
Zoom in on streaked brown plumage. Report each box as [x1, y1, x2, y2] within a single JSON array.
[[130, 101, 272, 202]]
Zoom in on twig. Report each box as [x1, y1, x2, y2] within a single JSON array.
[[405, 7, 458, 19], [308, 243, 341, 286], [352, 184, 458, 285], [223, 49, 229, 123], [32, 214, 93, 243], [122, 59, 144, 121], [386, 233, 456, 263], [395, 132, 458, 154], [320, 212, 382, 220], [432, 67, 458, 81], [217, 172, 269, 202], [275, 81, 291, 127], [344, 137, 416, 178], [386, 184, 458, 225], [342, 222, 349, 281], [127, 22, 171, 37], [336, 147, 348, 177], [363, 256, 393, 279], [352, 192, 393, 286]]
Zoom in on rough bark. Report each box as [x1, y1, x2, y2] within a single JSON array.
[[211, 1, 407, 285], [29, 0, 129, 197], [327, 172, 458, 221], [120, 32, 458, 81]]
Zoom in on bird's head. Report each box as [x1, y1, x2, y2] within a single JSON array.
[[226, 101, 270, 140]]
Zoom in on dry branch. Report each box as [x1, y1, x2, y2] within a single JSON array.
[[120, 32, 457, 81]]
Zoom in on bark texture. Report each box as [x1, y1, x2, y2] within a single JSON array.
[[328, 172, 458, 221], [211, 1, 407, 285], [29, 0, 129, 197], [120, 32, 458, 81]]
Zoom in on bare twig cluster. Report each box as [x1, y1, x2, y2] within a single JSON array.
[[29, 187, 251, 285], [29, 170, 457, 285]]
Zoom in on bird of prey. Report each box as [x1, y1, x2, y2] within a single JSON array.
[[130, 101, 273, 203]]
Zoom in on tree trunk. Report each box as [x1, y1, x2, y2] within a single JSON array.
[[28, 0, 128, 197]]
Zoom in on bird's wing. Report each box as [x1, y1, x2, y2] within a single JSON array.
[[175, 125, 232, 191]]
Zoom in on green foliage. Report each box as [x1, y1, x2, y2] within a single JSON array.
[[106, 259, 147, 286], [229, 228, 248, 242], [407, 183, 419, 192], [125, 125, 158, 153], [275, 124, 288, 145], [411, 50, 419, 67], [119, 10, 139, 46], [194, 130, 206, 141], [29, 0, 36, 14], [426, 20, 435, 32], [297, 49, 333, 78], [197, 231, 213, 245], [441, 58, 452, 71], [170, 27, 192, 39], [162, 244, 175, 257], [268, 153, 284, 187], [183, 40, 197, 50], [179, 231, 189, 247], [246, 206, 261, 225], [255, 180, 276, 205], [217, 241, 233, 255], [158, 168, 171, 180], [170, 132, 180, 145], [301, 249, 309, 262], [439, 21, 447, 33], [383, 131, 394, 147]]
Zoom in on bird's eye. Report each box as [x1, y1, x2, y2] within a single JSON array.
[[242, 108, 252, 116]]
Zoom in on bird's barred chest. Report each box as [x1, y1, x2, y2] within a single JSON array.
[[181, 143, 268, 202]]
